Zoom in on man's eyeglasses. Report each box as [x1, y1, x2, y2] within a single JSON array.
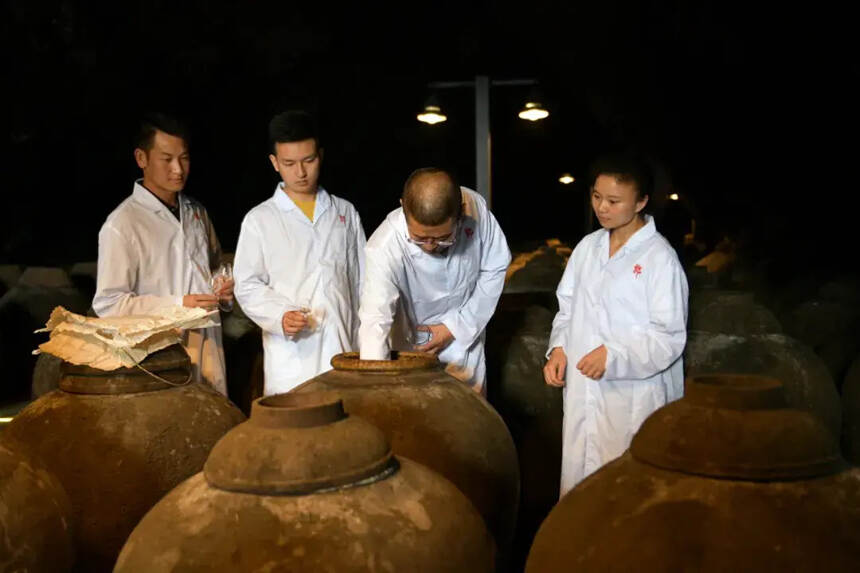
[[406, 220, 459, 248]]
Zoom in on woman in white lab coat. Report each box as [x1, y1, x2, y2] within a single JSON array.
[[543, 154, 688, 496]]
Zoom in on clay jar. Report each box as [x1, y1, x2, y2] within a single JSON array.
[[688, 289, 782, 335], [0, 442, 74, 572], [0, 267, 90, 402], [291, 352, 520, 550], [685, 331, 842, 438], [526, 375, 860, 572], [115, 393, 495, 572], [0, 344, 246, 571], [485, 302, 563, 569]]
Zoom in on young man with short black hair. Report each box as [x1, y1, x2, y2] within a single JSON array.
[[94, 112, 231, 394], [234, 110, 365, 394]]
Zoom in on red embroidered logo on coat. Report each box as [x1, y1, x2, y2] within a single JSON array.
[[339, 215, 346, 224], [194, 212, 200, 221], [464, 228, 474, 238], [633, 264, 642, 278]]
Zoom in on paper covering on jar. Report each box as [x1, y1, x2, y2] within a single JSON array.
[[33, 306, 217, 370]]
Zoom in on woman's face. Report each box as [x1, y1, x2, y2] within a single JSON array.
[[591, 174, 648, 231]]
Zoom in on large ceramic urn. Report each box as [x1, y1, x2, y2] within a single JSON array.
[[782, 298, 860, 385], [115, 393, 495, 572], [688, 289, 782, 335], [685, 330, 842, 438], [526, 374, 860, 572], [0, 442, 74, 572], [0, 344, 246, 571], [292, 352, 520, 551], [485, 301, 563, 570], [0, 266, 89, 402]]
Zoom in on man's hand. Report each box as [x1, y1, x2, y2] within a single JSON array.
[[214, 277, 234, 303], [183, 294, 219, 310], [544, 347, 567, 387], [415, 323, 454, 355], [576, 344, 607, 380], [282, 310, 309, 337]]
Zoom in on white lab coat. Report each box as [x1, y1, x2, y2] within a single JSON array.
[[548, 215, 688, 495], [94, 181, 227, 394], [234, 185, 365, 395], [359, 187, 511, 394]]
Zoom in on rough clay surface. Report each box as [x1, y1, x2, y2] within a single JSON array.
[[116, 458, 495, 572], [485, 303, 563, 570], [31, 351, 63, 398], [685, 331, 842, 438], [689, 290, 782, 335], [527, 454, 860, 573], [0, 442, 74, 572], [0, 383, 245, 571], [293, 367, 520, 551]]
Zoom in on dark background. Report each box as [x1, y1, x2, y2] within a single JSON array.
[[1, 1, 852, 272]]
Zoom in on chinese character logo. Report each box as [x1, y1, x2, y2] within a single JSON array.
[[339, 215, 346, 224], [465, 228, 474, 239], [633, 264, 642, 278]]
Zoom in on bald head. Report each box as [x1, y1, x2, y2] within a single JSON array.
[[402, 168, 462, 226]]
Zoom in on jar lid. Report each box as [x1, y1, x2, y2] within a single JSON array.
[[631, 374, 845, 480], [204, 392, 397, 495]]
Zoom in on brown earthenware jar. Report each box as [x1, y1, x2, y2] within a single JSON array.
[[526, 374, 860, 572], [114, 393, 496, 572], [0, 344, 245, 571], [0, 442, 75, 572], [292, 351, 520, 551], [685, 331, 842, 437]]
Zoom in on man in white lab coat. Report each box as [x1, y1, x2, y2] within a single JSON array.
[[234, 110, 365, 395], [94, 113, 231, 395], [359, 168, 511, 394], [543, 153, 688, 495]]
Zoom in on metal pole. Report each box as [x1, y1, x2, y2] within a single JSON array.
[[475, 75, 491, 209]]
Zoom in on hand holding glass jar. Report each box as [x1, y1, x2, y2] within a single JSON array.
[[209, 263, 234, 312]]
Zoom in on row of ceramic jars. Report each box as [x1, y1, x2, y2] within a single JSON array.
[[117, 351, 521, 571], [0, 345, 246, 571], [1, 347, 519, 572]]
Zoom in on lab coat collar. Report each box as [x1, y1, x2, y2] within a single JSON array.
[[131, 180, 186, 217], [272, 183, 332, 220], [598, 214, 657, 259], [625, 214, 656, 249]]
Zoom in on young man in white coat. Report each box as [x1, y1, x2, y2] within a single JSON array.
[[543, 153, 689, 496], [94, 113, 232, 395], [234, 111, 365, 395], [359, 168, 511, 394]]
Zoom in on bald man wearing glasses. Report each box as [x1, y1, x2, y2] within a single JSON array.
[[358, 168, 511, 394]]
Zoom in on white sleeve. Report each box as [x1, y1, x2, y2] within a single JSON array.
[[233, 214, 297, 336], [358, 244, 399, 360], [546, 252, 578, 358], [441, 208, 511, 348], [603, 251, 689, 380], [352, 210, 368, 346], [92, 223, 179, 317]]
